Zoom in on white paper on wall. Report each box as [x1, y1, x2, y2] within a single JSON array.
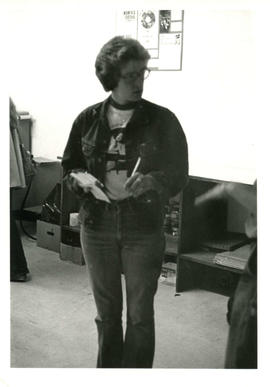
[[116, 9, 184, 71]]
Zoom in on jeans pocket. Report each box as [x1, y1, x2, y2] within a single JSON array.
[[79, 199, 100, 228], [134, 195, 163, 231]]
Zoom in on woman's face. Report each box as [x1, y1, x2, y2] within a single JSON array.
[[111, 59, 149, 105]]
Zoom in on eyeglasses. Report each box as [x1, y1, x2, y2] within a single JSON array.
[[121, 68, 151, 83]]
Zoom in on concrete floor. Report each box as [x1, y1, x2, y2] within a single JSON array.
[[10, 228, 229, 369]]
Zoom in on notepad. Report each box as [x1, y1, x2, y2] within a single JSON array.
[[70, 172, 110, 203]]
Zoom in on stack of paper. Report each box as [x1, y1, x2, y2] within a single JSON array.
[[214, 244, 251, 271], [202, 232, 248, 252], [70, 172, 110, 203]]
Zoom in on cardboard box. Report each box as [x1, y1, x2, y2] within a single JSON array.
[[36, 220, 60, 252], [60, 243, 85, 266]]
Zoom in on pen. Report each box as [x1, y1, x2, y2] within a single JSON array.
[[131, 156, 141, 176]]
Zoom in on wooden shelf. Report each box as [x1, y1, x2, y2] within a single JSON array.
[[174, 176, 249, 295], [180, 250, 243, 274], [176, 255, 241, 296]]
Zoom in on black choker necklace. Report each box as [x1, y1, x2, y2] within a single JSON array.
[[109, 96, 138, 110]]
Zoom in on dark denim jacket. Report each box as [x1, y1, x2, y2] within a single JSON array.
[[62, 97, 188, 224]]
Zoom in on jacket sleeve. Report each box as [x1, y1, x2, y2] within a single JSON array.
[[61, 117, 89, 198], [148, 111, 189, 198], [61, 116, 86, 177]]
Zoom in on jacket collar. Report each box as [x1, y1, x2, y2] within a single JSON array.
[[130, 99, 150, 127], [91, 96, 110, 120], [93, 97, 150, 141]]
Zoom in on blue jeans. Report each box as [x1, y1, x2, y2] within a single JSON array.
[[80, 198, 165, 368]]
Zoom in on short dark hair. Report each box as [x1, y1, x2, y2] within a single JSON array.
[[95, 36, 150, 91]]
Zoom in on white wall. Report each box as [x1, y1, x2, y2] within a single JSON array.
[[146, 10, 256, 184], [8, 0, 115, 160], [8, 1, 257, 183]]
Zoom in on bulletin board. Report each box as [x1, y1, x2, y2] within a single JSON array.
[[116, 10, 184, 71]]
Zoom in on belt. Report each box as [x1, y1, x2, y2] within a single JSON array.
[[103, 195, 156, 211], [102, 196, 136, 210]]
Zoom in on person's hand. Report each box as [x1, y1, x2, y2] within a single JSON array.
[[124, 172, 158, 198], [66, 173, 86, 194], [69, 171, 104, 194]]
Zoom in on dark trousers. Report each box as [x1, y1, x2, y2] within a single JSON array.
[[10, 210, 29, 277], [225, 243, 257, 368], [80, 200, 165, 368]]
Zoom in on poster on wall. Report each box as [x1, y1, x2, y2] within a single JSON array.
[[116, 10, 184, 71]]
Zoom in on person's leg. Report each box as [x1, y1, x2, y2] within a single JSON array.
[[80, 208, 123, 368], [225, 245, 257, 369], [120, 203, 165, 368], [10, 210, 29, 281], [225, 274, 257, 368]]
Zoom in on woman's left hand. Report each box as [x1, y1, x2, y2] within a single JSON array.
[[124, 172, 158, 198]]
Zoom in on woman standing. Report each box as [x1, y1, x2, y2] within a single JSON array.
[[62, 36, 188, 368]]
